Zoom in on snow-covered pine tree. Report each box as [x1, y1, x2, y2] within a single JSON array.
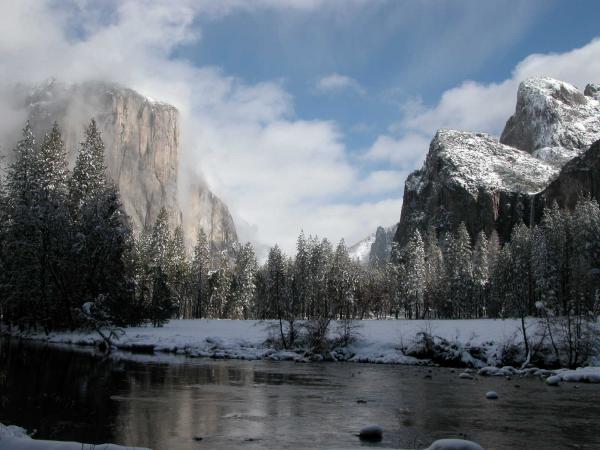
[[191, 228, 211, 318], [404, 229, 426, 319], [423, 226, 444, 319], [328, 239, 354, 320], [229, 242, 258, 319], [293, 230, 310, 319], [443, 223, 473, 318], [148, 208, 174, 325], [166, 225, 190, 318], [68, 120, 135, 326], [208, 251, 232, 318], [540, 202, 570, 315], [472, 231, 490, 318], [69, 119, 106, 212]]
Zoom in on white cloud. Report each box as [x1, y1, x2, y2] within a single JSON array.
[[357, 170, 406, 195], [397, 38, 600, 140], [316, 73, 364, 95], [363, 133, 430, 167], [0, 0, 391, 254]]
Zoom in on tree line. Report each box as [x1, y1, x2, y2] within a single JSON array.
[[1, 121, 598, 348]]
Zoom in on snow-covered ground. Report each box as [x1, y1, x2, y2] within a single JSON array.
[[0, 422, 149, 450], [1, 318, 539, 365]]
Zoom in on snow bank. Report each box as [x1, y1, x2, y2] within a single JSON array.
[[553, 367, 600, 383], [0, 422, 149, 450], [1, 318, 586, 369]]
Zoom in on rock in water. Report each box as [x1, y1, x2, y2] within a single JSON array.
[[485, 391, 498, 400], [459, 372, 474, 380], [358, 425, 383, 442], [426, 438, 485, 450], [546, 375, 561, 386]]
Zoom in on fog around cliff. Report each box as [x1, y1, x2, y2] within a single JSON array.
[[1, 1, 600, 254]]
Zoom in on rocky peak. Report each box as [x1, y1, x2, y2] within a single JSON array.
[[348, 224, 397, 265], [500, 77, 600, 154], [394, 129, 558, 247]]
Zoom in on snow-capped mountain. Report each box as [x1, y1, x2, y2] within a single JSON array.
[[349, 224, 397, 265], [394, 77, 600, 248]]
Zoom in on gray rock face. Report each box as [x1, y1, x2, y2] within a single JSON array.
[[348, 224, 397, 265], [500, 78, 600, 154], [369, 226, 396, 266], [184, 184, 238, 251], [394, 129, 558, 247], [7, 79, 237, 249], [535, 139, 600, 210], [584, 83, 600, 100]]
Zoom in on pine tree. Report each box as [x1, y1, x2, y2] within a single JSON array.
[[293, 230, 310, 319], [229, 242, 257, 319], [472, 231, 490, 318], [166, 225, 190, 318], [208, 251, 232, 318], [404, 230, 426, 319], [191, 228, 211, 318], [3, 124, 32, 326], [69, 119, 107, 212], [444, 223, 473, 318], [147, 208, 174, 325], [423, 226, 444, 318]]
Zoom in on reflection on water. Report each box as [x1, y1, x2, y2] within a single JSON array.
[[1, 337, 599, 450]]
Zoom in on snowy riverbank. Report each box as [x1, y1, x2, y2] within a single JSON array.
[[6, 317, 598, 370], [0, 422, 149, 450]]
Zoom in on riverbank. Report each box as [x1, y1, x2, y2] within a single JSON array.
[[3, 318, 599, 372], [0, 422, 149, 450]]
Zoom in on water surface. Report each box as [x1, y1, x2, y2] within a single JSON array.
[[1, 337, 598, 449]]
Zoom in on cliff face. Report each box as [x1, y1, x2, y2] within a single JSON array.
[[394, 78, 600, 248], [536, 139, 600, 210], [394, 130, 557, 246], [184, 184, 238, 251], [11, 80, 237, 249]]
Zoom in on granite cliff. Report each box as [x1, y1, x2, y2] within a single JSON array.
[[4, 79, 237, 249]]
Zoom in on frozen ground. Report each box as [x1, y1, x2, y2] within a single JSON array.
[[0, 422, 149, 450], [3, 318, 541, 366]]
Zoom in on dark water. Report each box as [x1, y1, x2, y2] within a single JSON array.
[[1, 338, 599, 450]]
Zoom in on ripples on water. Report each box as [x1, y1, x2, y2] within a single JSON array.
[[1, 337, 599, 450]]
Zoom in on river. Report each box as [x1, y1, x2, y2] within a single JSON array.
[[0, 337, 598, 449]]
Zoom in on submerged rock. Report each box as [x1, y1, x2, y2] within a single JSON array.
[[426, 438, 485, 450], [485, 391, 498, 400], [358, 425, 383, 442]]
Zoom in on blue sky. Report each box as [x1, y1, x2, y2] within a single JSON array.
[[178, 0, 600, 155], [2, 0, 600, 254]]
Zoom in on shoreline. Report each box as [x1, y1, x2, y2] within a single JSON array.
[[2, 319, 599, 378]]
